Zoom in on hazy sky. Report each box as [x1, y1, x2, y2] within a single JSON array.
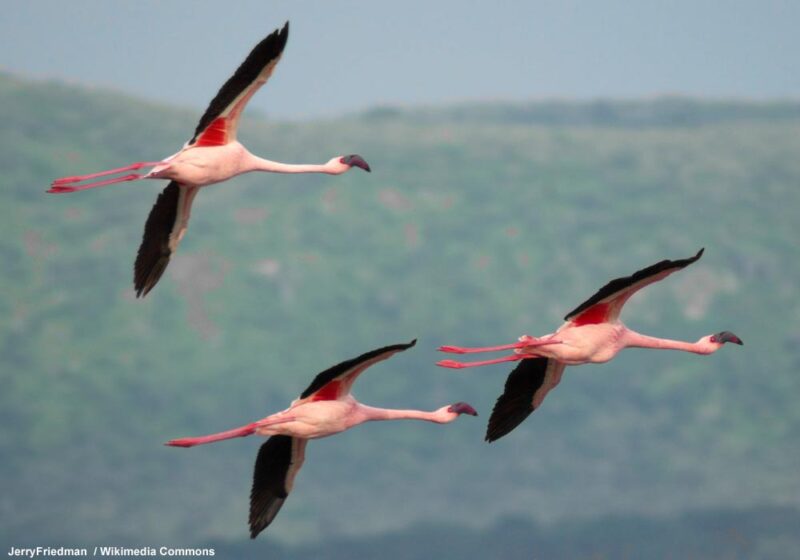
[[2, 0, 799, 119]]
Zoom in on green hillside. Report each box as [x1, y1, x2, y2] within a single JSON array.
[[1, 72, 798, 549]]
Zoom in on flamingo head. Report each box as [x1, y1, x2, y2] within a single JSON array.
[[709, 331, 743, 346], [337, 154, 371, 173], [701, 331, 743, 352], [447, 402, 478, 417]]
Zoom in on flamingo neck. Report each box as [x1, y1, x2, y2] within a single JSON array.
[[623, 331, 712, 355], [247, 154, 338, 175], [359, 405, 449, 424]]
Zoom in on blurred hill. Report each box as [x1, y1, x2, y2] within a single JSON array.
[[1, 72, 798, 553]]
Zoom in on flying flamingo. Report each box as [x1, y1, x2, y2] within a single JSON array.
[[48, 22, 371, 297], [166, 340, 477, 538], [436, 249, 742, 442]]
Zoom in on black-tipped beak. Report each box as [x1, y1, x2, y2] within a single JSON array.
[[716, 331, 743, 345], [449, 402, 478, 416], [342, 154, 371, 172]]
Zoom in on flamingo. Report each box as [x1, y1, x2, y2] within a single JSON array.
[[48, 22, 371, 297], [165, 340, 477, 538], [436, 249, 742, 442]]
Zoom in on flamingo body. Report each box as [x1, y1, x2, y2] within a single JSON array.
[[146, 143, 250, 187], [49, 22, 371, 297], [166, 340, 477, 538], [437, 249, 742, 442]]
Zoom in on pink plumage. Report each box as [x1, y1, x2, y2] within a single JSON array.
[[165, 340, 477, 538], [48, 23, 371, 297], [437, 249, 742, 442]]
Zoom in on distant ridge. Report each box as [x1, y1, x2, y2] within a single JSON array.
[[4, 71, 800, 129], [361, 96, 800, 127]]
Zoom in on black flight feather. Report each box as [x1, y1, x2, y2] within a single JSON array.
[[299, 340, 417, 400], [485, 358, 550, 443], [133, 181, 180, 298], [191, 23, 289, 144], [249, 435, 295, 539], [564, 248, 704, 321]]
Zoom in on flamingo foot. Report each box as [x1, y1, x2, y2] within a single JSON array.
[[437, 354, 523, 369], [51, 161, 163, 185], [49, 160, 165, 193], [166, 438, 204, 448], [165, 423, 257, 448], [437, 359, 467, 369], [47, 173, 143, 193]]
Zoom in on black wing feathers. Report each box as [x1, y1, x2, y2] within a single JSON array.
[[191, 23, 289, 144], [299, 340, 417, 400], [249, 435, 293, 539], [485, 358, 550, 443], [133, 181, 180, 298], [564, 248, 704, 321]]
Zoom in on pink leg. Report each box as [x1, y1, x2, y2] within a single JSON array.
[[439, 341, 530, 354], [165, 423, 257, 448], [437, 354, 524, 369], [47, 173, 144, 193], [51, 161, 164, 186], [439, 335, 560, 355]]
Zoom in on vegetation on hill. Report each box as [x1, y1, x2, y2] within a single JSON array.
[[1, 73, 798, 553], [213, 507, 800, 560]]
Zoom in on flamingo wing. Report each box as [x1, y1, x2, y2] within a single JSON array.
[[563, 248, 704, 327], [249, 435, 307, 539], [293, 340, 417, 405], [485, 358, 566, 442], [133, 182, 200, 297], [189, 22, 289, 148]]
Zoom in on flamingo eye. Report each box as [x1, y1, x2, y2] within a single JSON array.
[[710, 335, 718, 343]]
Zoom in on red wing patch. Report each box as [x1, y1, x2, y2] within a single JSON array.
[[310, 380, 342, 402], [195, 117, 230, 147], [570, 302, 610, 326]]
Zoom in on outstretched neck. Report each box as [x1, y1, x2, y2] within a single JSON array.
[[623, 330, 712, 355], [359, 405, 449, 424], [247, 154, 339, 175]]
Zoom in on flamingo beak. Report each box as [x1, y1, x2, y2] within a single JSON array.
[[715, 331, 743, 345], [448, 402, 478, 416], [341, 154, 371, 172]]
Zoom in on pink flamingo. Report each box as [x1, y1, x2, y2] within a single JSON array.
[[48, 22, 370, 297], [166, 340, 477, 538], [437, 249, 742, 442]]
